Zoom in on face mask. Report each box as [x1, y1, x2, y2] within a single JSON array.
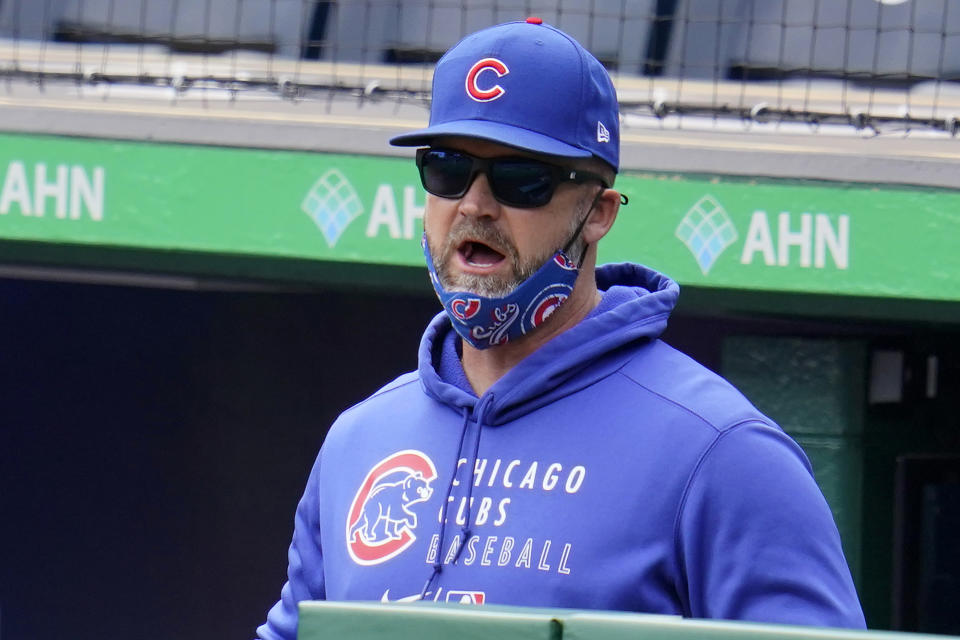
[[423, 237, 581, 350]]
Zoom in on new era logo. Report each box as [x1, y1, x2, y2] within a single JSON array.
[[597, 121, 610, 143]]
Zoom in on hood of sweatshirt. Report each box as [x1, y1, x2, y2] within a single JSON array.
[[416, 262, 680, 425], [410, 262, 680, 597]]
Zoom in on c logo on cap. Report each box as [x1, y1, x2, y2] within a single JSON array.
[[466, 58, 509, 102]]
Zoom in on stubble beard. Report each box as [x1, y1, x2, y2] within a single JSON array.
[[430, 205, 589, 298], [431, 220, 537, 297]]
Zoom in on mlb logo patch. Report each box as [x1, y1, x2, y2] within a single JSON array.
[[446, 590, 486, 605]]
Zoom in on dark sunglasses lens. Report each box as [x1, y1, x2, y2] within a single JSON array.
[[420, 150, 473, 197], [490, 160, 556, 207]]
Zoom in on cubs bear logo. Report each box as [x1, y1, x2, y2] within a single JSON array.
[[466, 58, 509, 102], [346, 450, 437, 565], [450, 297, 481, 322]]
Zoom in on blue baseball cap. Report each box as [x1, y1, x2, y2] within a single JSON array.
[[390, 18, 620, 172]]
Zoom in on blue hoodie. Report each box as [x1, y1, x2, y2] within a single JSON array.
[[257, 263, 865, 640]]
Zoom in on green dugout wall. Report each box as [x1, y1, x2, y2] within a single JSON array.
[[2, 128, 959, 632], [2, 131, 959, 312]]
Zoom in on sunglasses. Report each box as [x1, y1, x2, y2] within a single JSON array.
[[416, 147, 608, 209]]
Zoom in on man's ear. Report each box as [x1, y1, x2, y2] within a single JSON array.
[[582, 188, 622, 245]]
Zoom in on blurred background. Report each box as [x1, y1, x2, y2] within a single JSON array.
[[1, 1, 958, 639]]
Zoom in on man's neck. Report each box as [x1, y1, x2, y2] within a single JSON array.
[[460, 280, 601, 396]]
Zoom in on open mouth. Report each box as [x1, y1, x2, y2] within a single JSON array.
[[458, 240, 506, 268]]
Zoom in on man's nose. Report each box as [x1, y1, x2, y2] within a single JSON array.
[[457, 172, 501, 219]]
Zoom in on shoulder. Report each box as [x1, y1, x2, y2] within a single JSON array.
[[615, 339, 776, 434], [338, 371, 421, 418], [317, 370, 424, 455], [363, 371, 421, 402]]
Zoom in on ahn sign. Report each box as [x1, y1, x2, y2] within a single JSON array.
[[0, 160, 105, 221], [740, 210, 849, 270], [676, 195, 849, 275]]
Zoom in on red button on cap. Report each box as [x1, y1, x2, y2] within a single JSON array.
[[526, 16, 543, 24]]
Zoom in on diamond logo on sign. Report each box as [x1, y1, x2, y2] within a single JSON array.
[[675, 195, 738, 275], [301, 169, 364, 248]]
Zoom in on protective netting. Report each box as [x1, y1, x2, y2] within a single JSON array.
[[3, 0, 960, 135]]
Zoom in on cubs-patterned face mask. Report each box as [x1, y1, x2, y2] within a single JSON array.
[[423, 185, 610, 350], [423, 235, 583, 350]]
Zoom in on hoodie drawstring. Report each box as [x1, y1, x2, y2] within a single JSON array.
[[453, 392, 493, 562], [420, 406, 471, 599], [420, 393, 494, 599]]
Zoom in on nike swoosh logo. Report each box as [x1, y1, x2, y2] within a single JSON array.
[[380, 589, 423, 603]]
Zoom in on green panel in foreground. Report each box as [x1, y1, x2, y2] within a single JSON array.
[[298, 601, 562, 640], [297, 602, 958, 640], [562, 612, 948, 640]]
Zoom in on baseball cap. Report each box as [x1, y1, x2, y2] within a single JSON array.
[[389, 18, 620, 172]]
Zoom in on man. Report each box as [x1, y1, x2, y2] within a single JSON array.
[[258, 19, 865, 640]]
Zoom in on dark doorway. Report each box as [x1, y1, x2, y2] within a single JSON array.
[[0, 275, 437, 640]]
